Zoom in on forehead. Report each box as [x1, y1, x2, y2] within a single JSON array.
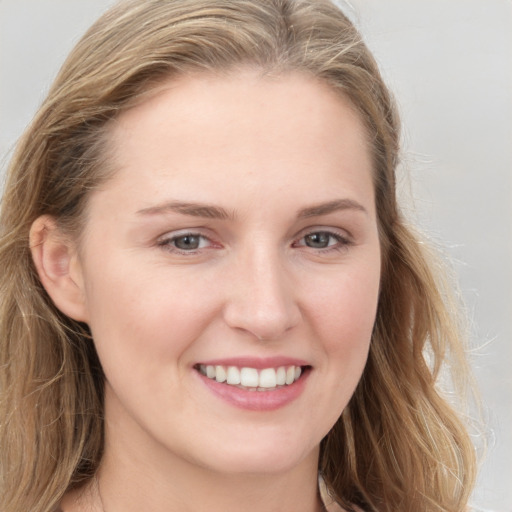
[[99, 70, 374, 214], [110, 69, 370, 151]]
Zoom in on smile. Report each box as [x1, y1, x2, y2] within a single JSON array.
[[196, 364, 303, 391]]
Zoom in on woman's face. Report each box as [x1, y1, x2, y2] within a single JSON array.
[[74, 70, 381, 475]]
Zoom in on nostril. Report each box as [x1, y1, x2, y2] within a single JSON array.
[[222, 261, 302, 340]]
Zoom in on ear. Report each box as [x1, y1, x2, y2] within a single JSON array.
[[29, 215, 89, 323]]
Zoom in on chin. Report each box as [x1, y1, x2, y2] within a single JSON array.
[[187, 432, 320, 476]]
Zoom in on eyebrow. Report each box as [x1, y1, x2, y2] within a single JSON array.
[[136, 198, 367, 220], [296, 198, 367, 218], [137, 201, 233, 220]]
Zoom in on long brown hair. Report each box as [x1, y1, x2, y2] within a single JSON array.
[[0, 1, 476, 511]]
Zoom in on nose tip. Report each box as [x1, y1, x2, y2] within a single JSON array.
[[224, 297, 301, 342], [227, 300, 299, 341], [222, 253, 301, 341]]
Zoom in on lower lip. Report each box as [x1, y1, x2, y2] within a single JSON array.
[[196, 368, 310, 411]]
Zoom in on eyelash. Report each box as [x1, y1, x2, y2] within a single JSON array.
[[157, 229, 352, 255], [157, 232, 214, 254], [292, 230, 352, 253]]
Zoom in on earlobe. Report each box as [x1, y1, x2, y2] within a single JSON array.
[[29, 215, 89, 322]]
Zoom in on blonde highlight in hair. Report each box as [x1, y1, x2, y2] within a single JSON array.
[[0, 1, 476, 511]]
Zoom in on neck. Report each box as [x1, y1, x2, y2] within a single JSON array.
[[87, 405, 325, 512], [96, 449, 323, 512]]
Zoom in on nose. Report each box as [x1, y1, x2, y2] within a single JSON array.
[[223, 245, 302, 341]]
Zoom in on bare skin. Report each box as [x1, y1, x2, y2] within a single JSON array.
[[36, 70, 379, 512]]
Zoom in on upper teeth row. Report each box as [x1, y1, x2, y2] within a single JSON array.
[[198, 365, 302, 389]]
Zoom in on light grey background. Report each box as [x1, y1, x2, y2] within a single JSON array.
[[1, 1, 510, 510]]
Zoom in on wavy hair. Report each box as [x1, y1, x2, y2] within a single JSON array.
[[0, 1, 476, 511]]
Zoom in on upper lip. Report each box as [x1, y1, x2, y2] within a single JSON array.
[[195, 356, 310, 369]]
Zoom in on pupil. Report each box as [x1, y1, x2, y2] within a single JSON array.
[[306, 232, 330, 248], [175, 235, 200, 250]]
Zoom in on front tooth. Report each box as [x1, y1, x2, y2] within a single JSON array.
[[206, 365, 215, 379], [259, 368, 277, 388], [215, 365, 226, 383], [276, 366, 286, 385], [226, 366, 241, 385], [285, 366, 295, 385], [240, 367, 259, 387]]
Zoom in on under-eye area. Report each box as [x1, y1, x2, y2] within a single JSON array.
[[195, 364, 311, 391]]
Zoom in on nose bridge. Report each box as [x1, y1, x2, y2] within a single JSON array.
[[224, 239, 300, 340]]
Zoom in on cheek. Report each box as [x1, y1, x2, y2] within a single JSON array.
[[82, 259, 219, 371], [309, 260, 380, 353], [306, 261, 380, 423]]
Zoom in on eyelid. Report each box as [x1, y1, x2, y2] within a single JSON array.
[[154, 226, 353, 255], [156, 229, 220, 254], [292, 227, 353, 251], [295, 225, 352, 241]]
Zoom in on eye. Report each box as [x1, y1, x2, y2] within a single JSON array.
[[158, 232, 212, 252], [293, 230, 351, 251], [304, 232, 337, 249], [173, 234, 204, 250]]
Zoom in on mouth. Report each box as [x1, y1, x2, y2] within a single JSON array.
[[194, 364, 310, 392]]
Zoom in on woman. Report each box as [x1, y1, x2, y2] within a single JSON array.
[[0, 0, 477, 511]]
